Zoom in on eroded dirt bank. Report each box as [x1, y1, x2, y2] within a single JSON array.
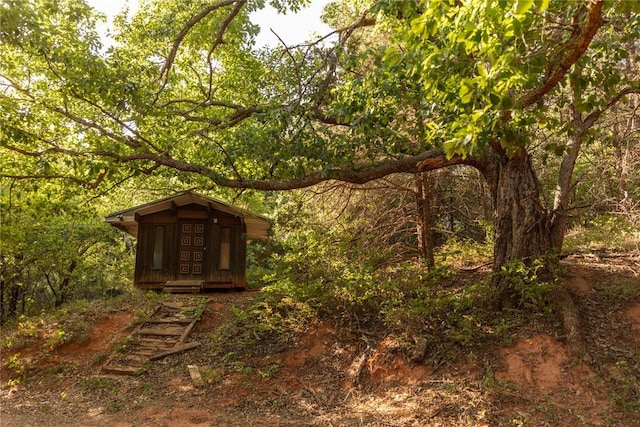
[[2, 257, 639, 426]]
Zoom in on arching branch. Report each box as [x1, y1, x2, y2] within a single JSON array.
[[519, 0, 604, 108], [156, 0, 245, 86], [2, 138, 479, 192]]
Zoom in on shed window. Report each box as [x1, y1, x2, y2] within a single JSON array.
[[152, 226, 164, 270], [219, 227, 231, 270]]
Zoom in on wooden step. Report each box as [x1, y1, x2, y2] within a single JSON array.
[[102, 302, 202, 375], [163, 290, 200, 294], [163, 280, 203, 294], [137, 327, 185, 337], [145, 317, 192, 325], [162, 302, 186, 309], [137, 337, 179, 346], [130, 344, 175, 353], [102, 365, 143, 376], [120, 354, 148, 363]]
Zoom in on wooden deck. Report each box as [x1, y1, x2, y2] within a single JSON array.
[[102, 301, 201, 375]]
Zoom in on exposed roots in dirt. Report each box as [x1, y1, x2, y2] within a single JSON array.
[[555, 285, 590, 361]]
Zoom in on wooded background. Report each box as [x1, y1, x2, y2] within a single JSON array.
[[1, 0, 638, 323]]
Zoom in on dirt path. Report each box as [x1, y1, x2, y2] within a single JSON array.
[[2, 258, 639, 426]]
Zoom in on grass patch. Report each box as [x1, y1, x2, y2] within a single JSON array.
[[92, 350, 111, 366], [564, 216, 640, 254], [435, 238, 492, 268], [211, 293, 317, 358], [609, 359, 640, 413]]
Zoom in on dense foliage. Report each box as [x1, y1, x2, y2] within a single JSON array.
[[1, 0, 639, 320]]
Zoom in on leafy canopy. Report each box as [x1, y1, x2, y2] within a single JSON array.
[[0, 0, 638, 189]]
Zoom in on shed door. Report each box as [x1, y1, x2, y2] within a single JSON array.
[[178, 221, 207, 278]]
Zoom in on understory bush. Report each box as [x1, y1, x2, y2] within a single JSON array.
[[211, 292, 316, 358], [243, 225, 559, 361], [564, 215, 640, 253]]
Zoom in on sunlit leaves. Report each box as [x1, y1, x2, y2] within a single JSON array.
[[514, 0, 534, 15], [1, 0, 637, 193], [369, 0, 619, 157]]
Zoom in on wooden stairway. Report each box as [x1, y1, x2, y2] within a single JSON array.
[[102, 301, 202, 376], [163, 280, 203, 294]]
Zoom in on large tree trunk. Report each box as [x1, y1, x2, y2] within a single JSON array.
[[483, 148, 553, 290]]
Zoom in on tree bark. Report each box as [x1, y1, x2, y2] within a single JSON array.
[[8, 284, 22, 319], [483, 148, 553, 285], [551, 121, 583, 253], [413, 172, 435, 268], [0, 279, 4, 326], [549, 81, 640, 253], [56, 260, 78, 308]]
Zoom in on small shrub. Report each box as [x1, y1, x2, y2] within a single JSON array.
[[199, 366, 224, 385], [257, 362, 280, 379], [92, 350, 111, 366], [564, 215, 639, 253], [180, 297, 208, 319], [105, 287, 124, 298], [5, 353, 30, 385], [45, 326, 71, 349], [112, 336, 133, 355], [212, 293, 317, 359], [497, 257, 560, 312], [1, 317, 45, 350], [105, 400, 121, 413]]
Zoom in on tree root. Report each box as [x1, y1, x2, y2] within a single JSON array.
[[348, 344, 374, 388], [555, 285, 591, 362]]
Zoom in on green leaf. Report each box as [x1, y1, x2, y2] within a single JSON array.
[[459, 79, 474, 104], [537, 0, 551, 12], [515, 0, 534, 15], [500, 95, 513, 110], [476, 62, 488, 78], [410, 16, 426, 37]]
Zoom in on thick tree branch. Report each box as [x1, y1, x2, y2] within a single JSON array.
[[221, 150, 479, 190], [2, 76, 149, 153], [182, 105, 264, 128], [2, 139, 478, 191], [208, 0, 245, 58], [519, 0, 604, 108], [68, 91, 162, 152]]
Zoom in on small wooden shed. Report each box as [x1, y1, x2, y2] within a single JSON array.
[[105, 191, 270, 292]]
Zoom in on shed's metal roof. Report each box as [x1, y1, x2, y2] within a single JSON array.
[[104, 191, 270, 240]]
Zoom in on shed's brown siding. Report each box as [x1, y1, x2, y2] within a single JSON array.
[[134, 203, 247, 289]]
